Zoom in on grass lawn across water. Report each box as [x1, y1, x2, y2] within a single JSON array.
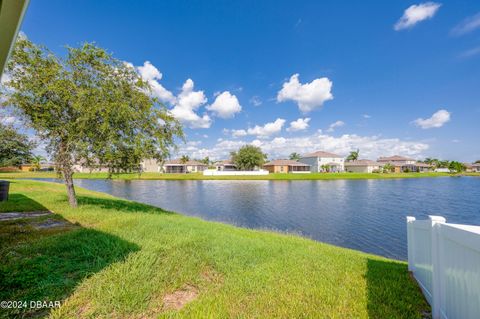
[[0, 180, 429, 318]]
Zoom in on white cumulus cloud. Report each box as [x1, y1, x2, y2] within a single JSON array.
[[394, 2, 441, 31], [413, 109, 451, 129], [137, 61, 176, 104], [451, 12, 480, 36], [287, 118, 311, 132], [170, 79, 211, 129], [207, 91, 242, 119], [246, 118, 286, 138], [326, 120, 345, 132], [225, 118, 286, 139], [176, 132, 430, 161], [277, 74, 333, 113]]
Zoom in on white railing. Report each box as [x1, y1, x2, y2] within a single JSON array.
[[407, 215, 480, 319]]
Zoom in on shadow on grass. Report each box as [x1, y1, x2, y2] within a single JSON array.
[[0, 192, 49, 213], [77, 195, 173, 215], [366, 258, 430, 319], [0, 195, 139, 319]]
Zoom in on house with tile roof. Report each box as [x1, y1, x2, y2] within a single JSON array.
[[377, 155, 431, 173], [162, 159, 207, 173], [344, 160, 382, 173], [214, 160, 237, 171], [263, 159, 310, 173], [472, 163, 480, 173]]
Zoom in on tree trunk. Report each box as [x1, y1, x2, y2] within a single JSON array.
[[63, 165, 77, 208], [58, 142, 78, 208]]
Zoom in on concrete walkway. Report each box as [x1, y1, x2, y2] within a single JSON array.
[[0, 211, 53, 221]]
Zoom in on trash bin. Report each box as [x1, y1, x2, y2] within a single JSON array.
[[0, 180, 10, 202]]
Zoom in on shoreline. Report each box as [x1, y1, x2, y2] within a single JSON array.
[[2, 171, 477, 181]]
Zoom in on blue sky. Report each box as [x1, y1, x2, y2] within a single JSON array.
[[8, 1, 480, 161]]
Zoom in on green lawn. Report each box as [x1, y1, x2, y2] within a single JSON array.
[[0, 170, 459, 181], [0, 180, 429, 318]]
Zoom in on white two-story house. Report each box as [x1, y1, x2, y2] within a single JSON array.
[[299, 151, 344, 172]]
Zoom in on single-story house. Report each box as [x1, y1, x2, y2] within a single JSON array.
[[464, 163, 474, 172], [163, 159, 207, 173], [19, 163, 55, 172], [389, 162, 432, 173], [72, 160, 109, 173], [472, 163, 480, 173], [377, 155, 431, 173], [263, 159, 310, 173], [215, 160, 236, 171], [344, 160, 382, 173], [412, 162, 433, 173], [299, 151, 344, 172]]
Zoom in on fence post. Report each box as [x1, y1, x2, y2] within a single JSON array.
[[429, 215, 446, 319], [406, 216, 416, 272]]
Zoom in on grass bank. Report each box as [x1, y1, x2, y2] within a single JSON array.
[[0, 180, 429, 318], [0, 170, 460, 181]]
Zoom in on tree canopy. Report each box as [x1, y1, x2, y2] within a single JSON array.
[[289, 152, 301, 161], [3, 37, 183, 207], [231, 145, 267, 171], [448, 161, 466, 173], [346, 149, 359, 161], [0, 123, 35, 167]]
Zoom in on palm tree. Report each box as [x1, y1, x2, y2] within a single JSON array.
[[423, 158, 439, 167], [180, 155, 190, 164], [31, 155, 46, 171], [201, 156, 210, 165], [438, 160, 450, 168], [346, 149, 359, 161], [289, 152, 301, 161]]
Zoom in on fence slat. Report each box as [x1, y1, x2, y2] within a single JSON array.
[[407, 215, 480, 319]]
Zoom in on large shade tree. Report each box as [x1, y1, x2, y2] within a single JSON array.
[[231, 145, 267, 170], [0, 123, 35, 167], [3, 38, 183, 207]]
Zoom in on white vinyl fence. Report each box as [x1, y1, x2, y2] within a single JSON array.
[[407, 215, 480, 319]]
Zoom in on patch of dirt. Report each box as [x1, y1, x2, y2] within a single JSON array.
[[201, 267, 224, 285], [0, 211, 53, 221], [162, 284, 199, 311]]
